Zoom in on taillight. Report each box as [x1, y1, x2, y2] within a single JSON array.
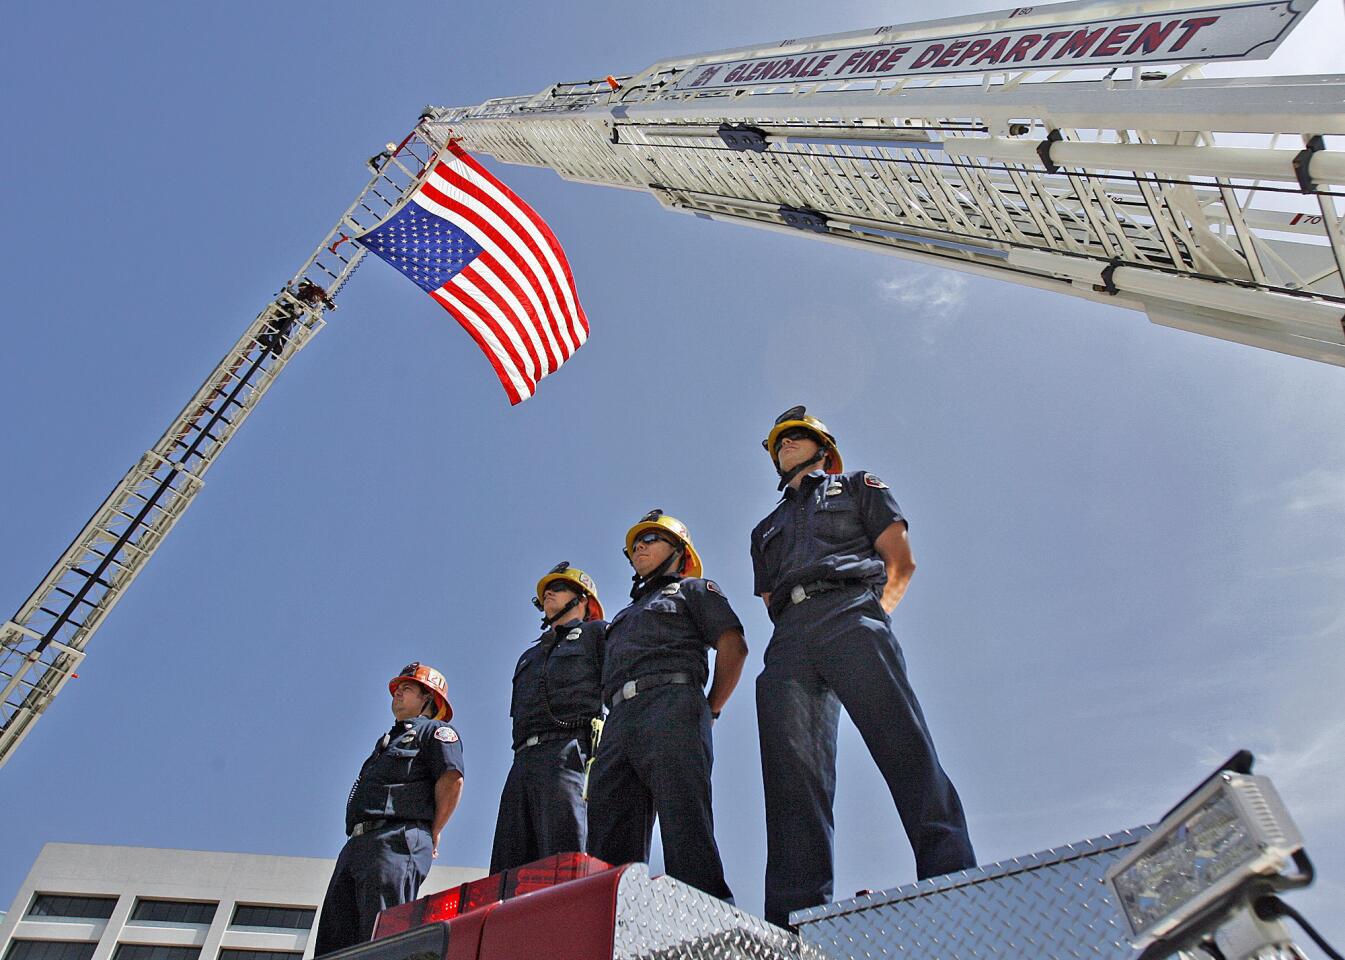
[[510, 852, 606, 896], [372, 853, 611, 938]]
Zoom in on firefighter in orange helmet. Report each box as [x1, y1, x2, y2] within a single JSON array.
[[313, 663, 464, 954], [489, 563, 608, 873]]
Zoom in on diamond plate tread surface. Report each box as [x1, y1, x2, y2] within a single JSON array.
[[614, 864, 825, 960], [795, 828, 1155, 960]]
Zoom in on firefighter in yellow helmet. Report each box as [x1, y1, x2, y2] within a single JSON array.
[[314, 663, 464, 954], [586, 510, 747, 902], [489, 562, 608, 873], [751, 406, 974, 926]]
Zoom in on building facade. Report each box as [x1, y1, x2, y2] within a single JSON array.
[[0, 845, 484, 960]]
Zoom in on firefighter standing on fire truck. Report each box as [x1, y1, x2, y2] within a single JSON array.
[[489, 562, 607, 873], [751, 407, 974, 927], [586, 510, 747, 902], [314, 663, 465, 955]]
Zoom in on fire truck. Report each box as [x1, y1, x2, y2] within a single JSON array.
[[325, 754, 1332, 960]]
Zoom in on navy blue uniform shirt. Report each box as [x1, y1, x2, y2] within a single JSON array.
[[345, 716, 465, 834], [751, 470, 905, 608], [602, 577, 743, 704], [510, 618, 606, 748]]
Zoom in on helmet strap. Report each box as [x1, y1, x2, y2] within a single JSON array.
[[629, 546, 684, 599], [777, 448, 827, 491], [541, 593, 584, 629]]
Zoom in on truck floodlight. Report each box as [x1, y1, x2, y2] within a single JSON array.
[[1104, 751, 1313, 960]]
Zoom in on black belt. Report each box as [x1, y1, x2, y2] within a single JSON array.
[[514, 728, 588, 751], [608, 672, 694, 709], [769, 579, 854, 616], [348, 817, 426, 838], [789, 579, 851, 602]]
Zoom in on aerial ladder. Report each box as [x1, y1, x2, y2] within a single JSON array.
[[3, 0, 1343, 768], [0, 130, 445, 768], [424, 0, 1345, 364]]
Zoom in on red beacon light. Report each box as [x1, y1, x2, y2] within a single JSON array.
[[372, 853, 611, 939]]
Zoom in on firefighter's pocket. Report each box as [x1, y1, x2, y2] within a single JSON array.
[[814, 499, 861, 541], [548, 647, 592, 684]]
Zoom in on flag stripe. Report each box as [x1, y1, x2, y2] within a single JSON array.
[[472, 251, 553, 376], [414, 185, 558, 375], [438, 152, 586, 348], [441, 152, 587, 348], [434, 281, 534, 402], [451, 267, 541, 394], [420, 172, 574, 362], [448, 144, 588, 342], [459, 254, 547, 380], [434, 280, 534, 403]]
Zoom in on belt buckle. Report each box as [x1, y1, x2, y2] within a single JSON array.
[[621, 679, 638, 702], [790, 584, 807, 604]]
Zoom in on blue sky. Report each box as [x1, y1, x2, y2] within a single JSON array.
[[2, 0, 1342, 948]]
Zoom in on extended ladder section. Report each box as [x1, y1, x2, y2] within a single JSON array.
[[424, 0, 1345, 364], [0, 129, 445, 769]]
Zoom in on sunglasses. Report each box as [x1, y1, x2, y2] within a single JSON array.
[[774, 426, 819, 451], [632, 531, 676, 549]]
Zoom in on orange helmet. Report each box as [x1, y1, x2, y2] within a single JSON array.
[[388, 662, 452, 721]]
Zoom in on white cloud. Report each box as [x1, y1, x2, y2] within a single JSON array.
[[876, 271, 968, 315], [1282, 466, 1345, 516]]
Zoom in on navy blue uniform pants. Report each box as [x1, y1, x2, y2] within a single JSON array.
[[586, 684, 733, 902], [313, 822, 433, 955], [489, 738, 588, 873], [757, 588, 973, 927]]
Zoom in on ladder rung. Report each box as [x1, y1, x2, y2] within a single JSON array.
[[72, 566, 114, 589], [51, 587, 98, 608], [38, 607, 84, 629]]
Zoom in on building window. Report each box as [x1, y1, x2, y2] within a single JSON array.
[[229, 907, 315, 931], [111, 946, 201, 960], [130, 901, 217, 925], [25, 896, 118, 920], [218, 951, 302, 960], [5, 943, 98, 960]]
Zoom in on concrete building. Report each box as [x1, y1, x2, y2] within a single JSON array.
[[0, 845, 484, 960]]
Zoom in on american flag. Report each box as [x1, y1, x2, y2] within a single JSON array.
[[356, 143, 589, 404]]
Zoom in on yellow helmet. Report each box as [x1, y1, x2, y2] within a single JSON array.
[[534, 562, 605, 621], [762, 405, 844, 474], [624, 509, 703, 579]]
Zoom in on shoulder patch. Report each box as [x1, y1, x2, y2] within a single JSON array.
[[705, 580, 723, 595], [434, 726, 459, 743], [863, 473, 889, 489]]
